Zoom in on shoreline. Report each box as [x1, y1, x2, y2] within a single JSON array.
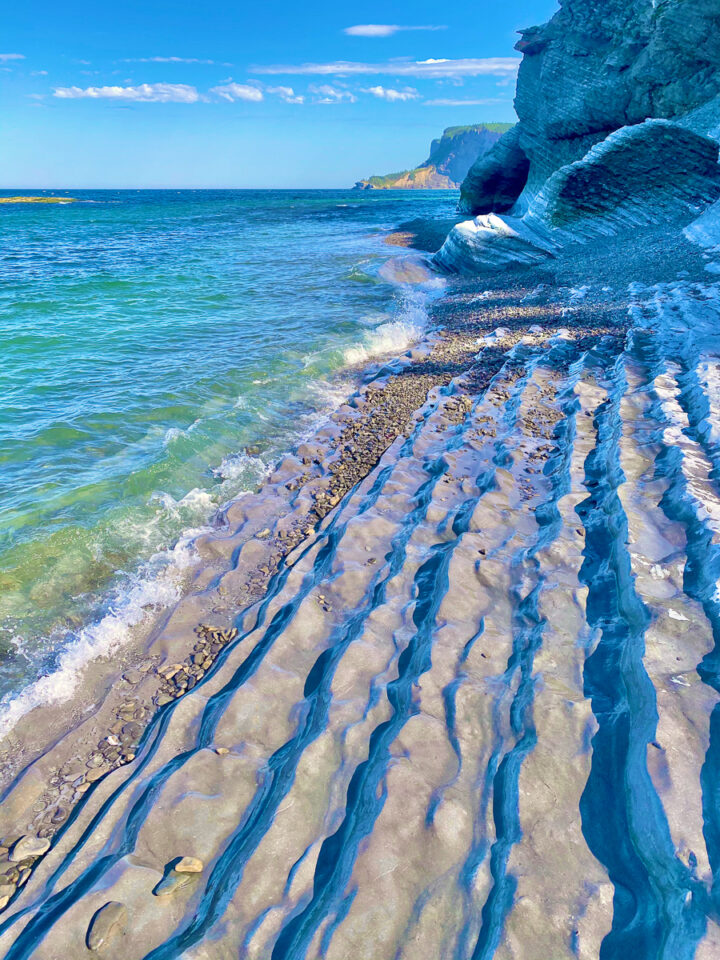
[[0, 245, 445, 749], [0, 254, 458, 878], [1, 217, 719, 954]]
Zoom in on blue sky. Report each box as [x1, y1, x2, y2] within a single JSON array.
[[0, 0, 559, 188]]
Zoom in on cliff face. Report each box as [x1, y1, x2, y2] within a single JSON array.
[[438, 0, 720, 272], [458, 0, 720, 217], [354, 124, 513, 191]]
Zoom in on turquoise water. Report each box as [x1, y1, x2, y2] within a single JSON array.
[[0, 188, 453, 712]]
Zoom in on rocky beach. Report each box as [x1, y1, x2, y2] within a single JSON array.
[[3, 0, 720, 957]]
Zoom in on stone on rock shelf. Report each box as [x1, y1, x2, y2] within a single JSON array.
[[86, 901, 127, 952], [175, 856, 203, 873], [9, 836, 50, 862]]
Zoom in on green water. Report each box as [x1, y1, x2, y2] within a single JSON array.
[[0, 188, 453, 709]]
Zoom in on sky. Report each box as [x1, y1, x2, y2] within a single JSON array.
[[0, 0, 559, 188]]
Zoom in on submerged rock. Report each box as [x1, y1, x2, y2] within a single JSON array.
[[86, 901, 127, 952], [152, 872, 193, 897]]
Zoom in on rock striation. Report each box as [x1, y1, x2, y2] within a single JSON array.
[[443, 0, 720, 273], [354, 124, 513, 191]]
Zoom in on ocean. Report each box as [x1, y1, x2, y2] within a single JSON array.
[[0, 188, 453, 727]]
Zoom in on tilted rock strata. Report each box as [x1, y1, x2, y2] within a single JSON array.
[[461, 0, 720, 217], [439, 120, 720, 273], [442, 0, 720, 274]]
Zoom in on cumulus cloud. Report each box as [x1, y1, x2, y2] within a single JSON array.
[[309, 83, 357, 104], [344, 24, 446, 37], [252, 58, 520, 79], [267, 85, 304, 104], [53, 82, 201, 103], [0, 53, 24, 62], [210, 82, 263, 102], [363, 85, 419, 102], [423, 97, 508, 106]]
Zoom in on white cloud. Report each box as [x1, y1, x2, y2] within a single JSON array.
[[308, 83, 357, 104], [210, 81, 263, 102], [252, 58, 520, 79], [363, 85, 419, 102], [267, 85, 304, 104], [344, 24, 446, 37], [423, 97, 508, 106], [0, 53, 24, 62], [53, 82, 201, 103], [31, 70, 48, 76], [122, 56, 232, 66]]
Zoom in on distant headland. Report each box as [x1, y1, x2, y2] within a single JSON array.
[[0, 196, 78, 204], [353, 123, 514, 190]]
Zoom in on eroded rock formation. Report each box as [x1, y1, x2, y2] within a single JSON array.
[[445, 0, 720, 273], [461, 0, 720, 216]]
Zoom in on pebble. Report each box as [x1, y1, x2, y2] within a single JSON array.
[[121, 722, 143, 740], [122, 668, 142, 684], [10, 836, 50, 862], [85, 767, 106, 784], [175, 856, 204, 873], [61, 760, 86, 781], [152, 871, 192, 897], [0, 883, 15, 902], [86, 901, 127, 951], [215, 747, 229, 756]]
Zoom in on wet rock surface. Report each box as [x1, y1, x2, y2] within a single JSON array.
[[1, 225, 719, 956]]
